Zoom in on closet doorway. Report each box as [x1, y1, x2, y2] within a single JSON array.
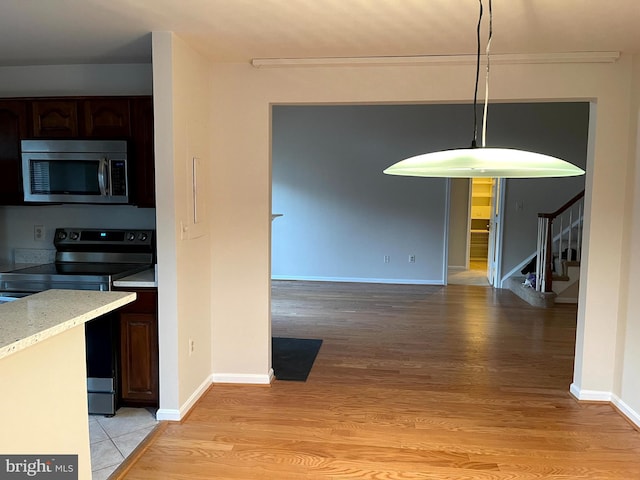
[[469, 178, 502, 286]]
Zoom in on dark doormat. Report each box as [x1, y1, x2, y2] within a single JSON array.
[[272, 337, 323, 381]]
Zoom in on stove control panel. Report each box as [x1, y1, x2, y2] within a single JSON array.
[[54, 228, 155, 247]]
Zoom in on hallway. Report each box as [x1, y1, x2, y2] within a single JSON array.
[[447, 260, 490, 286]]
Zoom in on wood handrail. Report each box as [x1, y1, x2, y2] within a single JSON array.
[[535, 189, 585, 294], [538, 190, 585, 220]]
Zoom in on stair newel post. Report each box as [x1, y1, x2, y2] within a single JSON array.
[[545, 218, 554, 292], [567, 208, 573, 267], [536, 215, 552, 292], [558, 216, 564, 273], [536, 216, 543, 291], [577, 201, 583, 261]]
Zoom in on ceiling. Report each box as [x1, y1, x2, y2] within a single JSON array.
[[0, 0, 639, 66]]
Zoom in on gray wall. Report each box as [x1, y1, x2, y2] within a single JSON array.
[[272, 103, 589, 285], [272, 105, 450, 284], [493, 103, 589, 278]]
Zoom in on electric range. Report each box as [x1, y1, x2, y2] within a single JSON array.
[[0, 227, 155, 416], [0, 228, 154, 295]]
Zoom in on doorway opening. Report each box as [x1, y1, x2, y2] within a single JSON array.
[[469, 178, 492, 272], [448, 177, 502, 287]]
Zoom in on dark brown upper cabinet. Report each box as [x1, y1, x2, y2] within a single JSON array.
[[131, 97, 156, 208], [31, 100, 79, 137], [0, 96, 154, 207], [83, 98, 131, 138], [31, 98, 132, 138], [0, 100, 28, 205]]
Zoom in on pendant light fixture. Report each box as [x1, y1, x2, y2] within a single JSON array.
[[383, 0, 585, 179]]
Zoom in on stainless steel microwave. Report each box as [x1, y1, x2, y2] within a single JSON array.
[[21, 139, 129, 204]]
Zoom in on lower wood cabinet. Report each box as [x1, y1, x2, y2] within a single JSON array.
[[116, 288, 159, 407]]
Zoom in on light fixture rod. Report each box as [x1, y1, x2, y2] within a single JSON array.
[[381, 0, 586, 179], [481, 0, 493, 148], [251, 52, 619, 68]]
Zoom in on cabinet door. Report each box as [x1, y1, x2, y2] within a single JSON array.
[[0, 100, 28, 205], [117, 288, 159, 406], [131, 97, 155, 207], [83, 98, 131, 138], [31, 100, 78, 137], [120, 312, 159, 405]]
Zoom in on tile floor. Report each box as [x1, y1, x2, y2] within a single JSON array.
[[89, 407, 158, 480]]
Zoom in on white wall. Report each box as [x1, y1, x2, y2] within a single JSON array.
[[152, 32, 213, 420], [0, 325, 91, 479], [203, 55, 638, 427], [616, 55, 640, 425]]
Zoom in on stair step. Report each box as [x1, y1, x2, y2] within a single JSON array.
[[505, 276, 556, 308]]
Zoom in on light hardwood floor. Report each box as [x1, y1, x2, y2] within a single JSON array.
[[121, 281, 640, 479]]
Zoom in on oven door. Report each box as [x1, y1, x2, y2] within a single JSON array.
[[86, 313, 119, 416]]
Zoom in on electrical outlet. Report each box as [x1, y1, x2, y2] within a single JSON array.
[[189, 338, 195, 356], [383, 255, 390, 263], [409, 254, 416, 263], [34, 225, 44, 241]]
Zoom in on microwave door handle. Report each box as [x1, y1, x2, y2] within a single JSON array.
[[98, 158, 109, 196]]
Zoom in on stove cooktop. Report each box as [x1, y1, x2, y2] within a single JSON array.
[[7, 262, 147, 276]]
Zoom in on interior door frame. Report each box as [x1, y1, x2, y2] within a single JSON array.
[[487, 178, 506, 287]]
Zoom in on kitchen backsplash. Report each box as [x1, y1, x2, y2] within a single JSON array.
[[0, 204, 156, 264], [14, 248, 56, 264]]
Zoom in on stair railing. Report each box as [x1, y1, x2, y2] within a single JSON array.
[[536, 190, 585, 292]]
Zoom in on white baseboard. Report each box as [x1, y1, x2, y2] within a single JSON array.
[[569, 383, 640, 428], [155, 408, 181, 421], [569, 383, 612, 401], [271, 275, 442, 285], [212, 369, 274, 385], [612, 393, 640, 429], [156, 374, 213, 421]]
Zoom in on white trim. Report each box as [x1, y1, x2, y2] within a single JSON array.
[[443, 178, 451, 285], [492, 178, 506, 287], [252, 52, 620, 68], [156, 374, 213, 421], [569, 384, 640, 429], [500, 252, 536, 288], [612, 394, 640, 429], [569, 383, 612, 402], [155, 408, 181, 421], [271, 275, 443, 285], [212, 370, 274, 385]]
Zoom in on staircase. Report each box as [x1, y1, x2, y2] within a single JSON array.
[[507, 191, 584, 307]]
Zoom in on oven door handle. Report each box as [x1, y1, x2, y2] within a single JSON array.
[[98, 158, 109, 196]]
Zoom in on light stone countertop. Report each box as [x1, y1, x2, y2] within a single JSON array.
[[112, 267, 157, 288], [0, 289, 136, 360]]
